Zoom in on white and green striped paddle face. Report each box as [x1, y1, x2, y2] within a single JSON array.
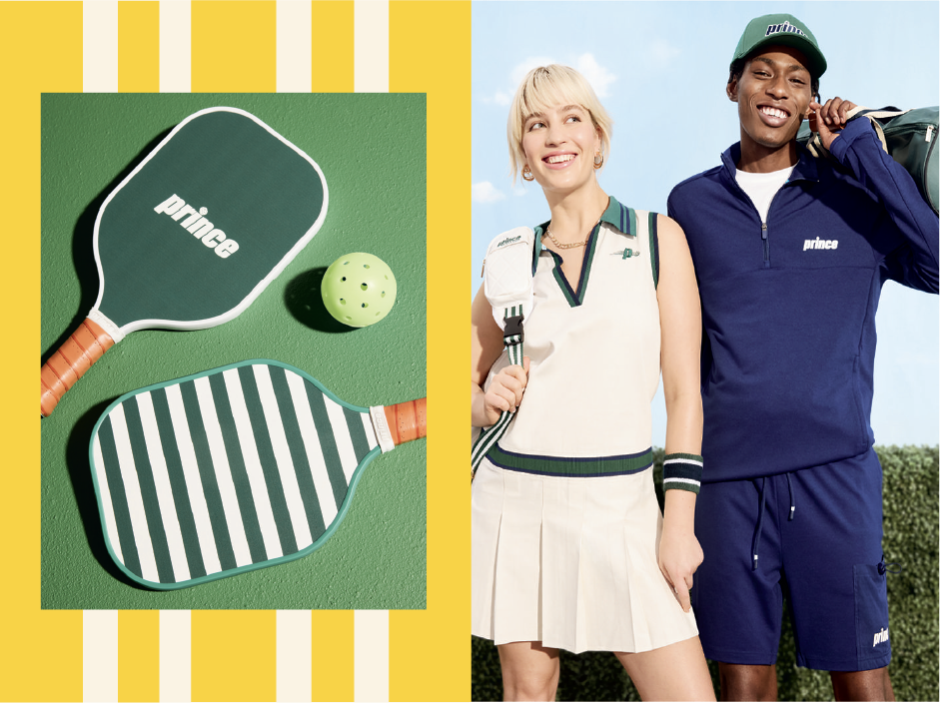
[[89, 360, 381, 590]]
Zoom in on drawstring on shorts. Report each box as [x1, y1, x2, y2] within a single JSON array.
[[751, 473, 797, 571], [751, 477, 766, 571]]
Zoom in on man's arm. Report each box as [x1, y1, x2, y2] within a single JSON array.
[[816, 99, 939, 293]]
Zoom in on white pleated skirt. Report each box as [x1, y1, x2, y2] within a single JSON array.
[[471, 458, 699, 654]]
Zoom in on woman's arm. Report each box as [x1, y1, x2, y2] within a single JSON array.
[[655, 214, 705, 613], [471, 283, 529, 428]]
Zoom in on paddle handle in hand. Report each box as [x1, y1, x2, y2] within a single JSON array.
[[41, 317, 115, 417], [384, 398, 427, 445]]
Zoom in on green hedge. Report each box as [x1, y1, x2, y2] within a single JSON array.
[[472, 446, 939, 702]]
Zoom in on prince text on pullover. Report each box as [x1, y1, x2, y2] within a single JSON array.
[[668, 118, 938, 482]]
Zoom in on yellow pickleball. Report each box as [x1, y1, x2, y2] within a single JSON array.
[[321, 253, 397, 327]]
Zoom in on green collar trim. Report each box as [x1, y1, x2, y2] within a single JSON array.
[[533, 196, 632, 307]]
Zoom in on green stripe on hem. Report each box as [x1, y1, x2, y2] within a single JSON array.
[[487, 444, 653, 477]]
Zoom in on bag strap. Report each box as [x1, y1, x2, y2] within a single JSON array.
[[806, 105, 908, 158], [471, 228, 536, 474]]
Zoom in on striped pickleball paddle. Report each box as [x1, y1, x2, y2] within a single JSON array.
[[88, 360, 425, 590], [41, 107, 328, 417]]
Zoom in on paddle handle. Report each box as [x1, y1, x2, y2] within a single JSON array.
[[384, 398, 427, 445], [41, 317, 115, 417]]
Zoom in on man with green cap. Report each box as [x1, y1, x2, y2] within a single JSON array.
[[668, 12, 938, 701]]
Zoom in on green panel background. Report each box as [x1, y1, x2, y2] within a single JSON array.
[[40, 94, 427, 609]]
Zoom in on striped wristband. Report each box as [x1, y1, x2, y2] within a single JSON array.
[[663, 453, 703, 494]]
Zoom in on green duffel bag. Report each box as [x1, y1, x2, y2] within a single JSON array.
[[797, 105, 939, 214]]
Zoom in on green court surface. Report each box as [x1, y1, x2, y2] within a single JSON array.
[[40, 93, 426, 609]]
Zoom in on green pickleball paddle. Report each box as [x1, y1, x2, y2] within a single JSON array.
[[89, 359, 426, 590], [41, 107, 328, 417]]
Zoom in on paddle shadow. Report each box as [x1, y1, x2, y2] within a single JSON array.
[[284, 267, 358, 334], [41, 127, 174, 366], [62, 397, 152, 591]]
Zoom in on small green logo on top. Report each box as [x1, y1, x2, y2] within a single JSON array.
[[497, 235, 522, 248]]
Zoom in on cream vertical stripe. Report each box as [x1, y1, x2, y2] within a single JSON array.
[[165, 383, 223, 575], [159, 0, 191, 92], [83, 1, 117, 92], [137, 392, 193, 583], [253, 365, 315, 549], [286, 370, 340, 524], [221, 368, 286, 561], [83, 610, 118, 702], [353, 5, 390, 701], [276, 0, 311, 92], [92, 434, 125, 566], [354, 610, 389, 702], [354, 1, 388, 92], [160, 610, 192, 702], [110, 404, 161, 583], [194, 376, 253, 566], [276, 611, 312, 702]]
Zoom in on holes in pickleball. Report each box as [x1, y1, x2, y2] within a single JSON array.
[[361, 283, 368, 290], [363, 264, 371, 269], [361, 303, 369, 308], [381, 291, 386, 298], [339, 299, 346, 305]]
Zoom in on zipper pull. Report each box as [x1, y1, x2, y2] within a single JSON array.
[[761, 222, 768, 239], [926, 126, 934, 143], [481, 258, 485, 277]]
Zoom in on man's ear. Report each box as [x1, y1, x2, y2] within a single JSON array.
[[727, 79, 739, 103]]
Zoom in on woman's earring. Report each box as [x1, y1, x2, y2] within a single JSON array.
[[593, 153, 604, 169], [522, 164, 535, 182]]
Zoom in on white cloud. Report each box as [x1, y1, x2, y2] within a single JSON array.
[[480, 90, 513, 107], [572, 54, 616, 98], [472, 181, 507, 203], [479, 53, 617, 108], [510, 56, 556, 87]]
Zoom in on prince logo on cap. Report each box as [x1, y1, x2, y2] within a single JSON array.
[[732, 13, 827, 78]]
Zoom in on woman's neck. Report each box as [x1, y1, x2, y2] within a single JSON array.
[[544, 181, 609, 244]]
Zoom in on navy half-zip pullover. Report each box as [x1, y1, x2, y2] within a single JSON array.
[[668, 118, 939, 482]]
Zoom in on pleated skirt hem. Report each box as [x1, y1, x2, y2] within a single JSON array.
[[471, 458, 698, 655]]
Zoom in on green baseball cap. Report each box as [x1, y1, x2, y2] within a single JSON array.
[[732, 13, 827, 78]]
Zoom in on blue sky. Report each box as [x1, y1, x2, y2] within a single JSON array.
[[471, 1, 939, 447]]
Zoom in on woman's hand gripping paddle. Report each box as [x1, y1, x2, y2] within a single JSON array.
[[88, 360, 425, 590], [41, 107, 328, 417]]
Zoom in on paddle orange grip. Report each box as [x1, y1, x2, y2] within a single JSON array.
[[41, 317, 115, 417], [384, 398, 427, 446]]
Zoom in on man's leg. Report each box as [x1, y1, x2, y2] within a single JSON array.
[[782, 453, 892, 678], [830, 667, 894, 702], [691, 478, 786, 698], [718, 663, 777, 702]]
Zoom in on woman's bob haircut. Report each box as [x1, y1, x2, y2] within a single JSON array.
[[507, 64, 613, 182]]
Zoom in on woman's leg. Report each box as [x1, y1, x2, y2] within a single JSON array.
[[615, 635, 716, 701], [497, 641, 561, 702]]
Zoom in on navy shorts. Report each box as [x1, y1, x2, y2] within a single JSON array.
[[690, 449, 891, 672]]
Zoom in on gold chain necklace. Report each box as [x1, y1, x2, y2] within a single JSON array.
[[545, 227, 589, 249]]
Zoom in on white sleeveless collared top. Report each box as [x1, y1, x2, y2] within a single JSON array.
[[484, 197, 661, 477]]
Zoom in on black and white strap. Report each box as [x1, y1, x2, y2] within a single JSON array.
[[662, 453, 703, 494], [471, 307, 524, 473]]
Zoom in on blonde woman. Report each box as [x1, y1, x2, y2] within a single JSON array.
[[471, 65, 715, 701]]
